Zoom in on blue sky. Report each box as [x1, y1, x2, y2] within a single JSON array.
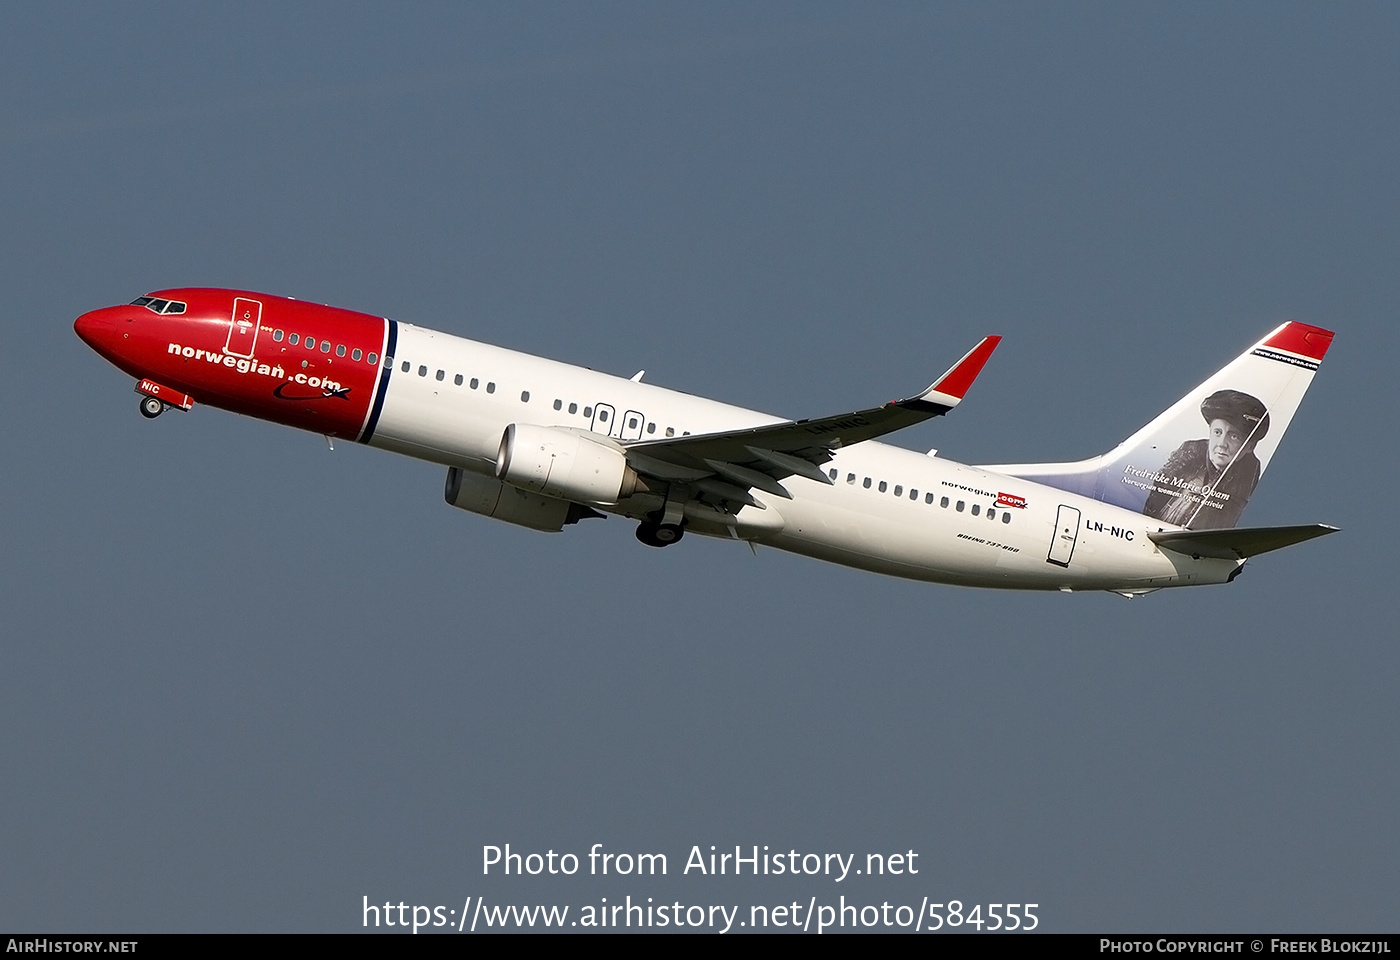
[[2, 3, 1396, 931]]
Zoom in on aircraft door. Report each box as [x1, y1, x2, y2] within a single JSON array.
[[226, 297, 261, 358], [591, 403, 615, 436], [620, 410, 645, 441], [1046, 505, 1081, 568]]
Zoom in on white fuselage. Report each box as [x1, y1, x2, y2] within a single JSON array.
[[370, 323, 1232, 592]]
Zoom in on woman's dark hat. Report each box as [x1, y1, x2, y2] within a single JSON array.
[[1200, 389, 1269, 442]]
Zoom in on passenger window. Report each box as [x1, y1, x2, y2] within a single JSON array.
[[598, 409, 608, 422], [971, 504, 980, 516], [829, 469, 838, 480], [470, 378, 479, 389], [956, 501, 965, 512], [289, 333, 299, 345], [893, 485, 902, 497], [486, 382, 495, 394], [628, 417, 638, 429], [1002, 512, 1011, 524], [910, 489, 918, 500], [307, 339, 317, 350], [321, 341, 331, 353], [436, 369, 445, 381], [401, 361, 410, 373], [455, 374, 464, 386], [878, 481, 887, 493], [273, 329, 284, 342], [647, 423, 656, 434], [940, 497, 949, 508], [553, 399, 563, 410], [665, 427, 674, 437], [847, 473, 856, 484], [987, 508, 996, 520], [521, 391, 530, 402], [863, 478, 872, 489], [418, 365, 427, 377], [569, 403, 578, 414], [584, 407, 592, 418], [368, 352, 378, 365], [352, 348, 362, 361], [337, 345, 346, 357]]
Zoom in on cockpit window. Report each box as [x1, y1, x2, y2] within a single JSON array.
[[130, 296, 187, 315]]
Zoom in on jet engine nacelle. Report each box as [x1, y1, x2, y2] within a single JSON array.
[[495, 423, 641, 505], [444, 466, 578, 532]]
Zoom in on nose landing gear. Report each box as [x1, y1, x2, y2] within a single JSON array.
[[134, 380, 193, 417]]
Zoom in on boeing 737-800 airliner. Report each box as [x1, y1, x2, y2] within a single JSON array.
[[74, 290, 1336, 595]]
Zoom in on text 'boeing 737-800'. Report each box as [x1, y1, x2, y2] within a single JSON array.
[[74, 290, 1337, 596]]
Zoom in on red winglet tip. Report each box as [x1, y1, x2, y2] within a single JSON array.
[[933, 335, 1001, 399]]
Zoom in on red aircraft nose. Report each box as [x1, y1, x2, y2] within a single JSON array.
[[73, 305, 143, 360], [74, 307, 117, 350]]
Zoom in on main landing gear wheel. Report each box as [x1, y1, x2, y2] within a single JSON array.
[[139, 396, 164, 419], [636, 521, 685, 548]]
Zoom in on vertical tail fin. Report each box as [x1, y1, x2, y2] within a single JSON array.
[[982, 322, 1334, 529]]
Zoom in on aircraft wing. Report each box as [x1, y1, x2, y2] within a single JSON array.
[[623, 336, 1000, 504]]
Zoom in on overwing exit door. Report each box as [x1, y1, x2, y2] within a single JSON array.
[[619, 410, 645, 441], [590, 403, 615, 436]]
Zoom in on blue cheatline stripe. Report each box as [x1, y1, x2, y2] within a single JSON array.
[[358, 319, 398, 443]]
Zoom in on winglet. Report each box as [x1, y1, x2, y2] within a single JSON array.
[[911, 335, 1001, 409]]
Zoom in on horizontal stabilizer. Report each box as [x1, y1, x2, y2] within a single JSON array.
[[1149, 524, 1338, 561]]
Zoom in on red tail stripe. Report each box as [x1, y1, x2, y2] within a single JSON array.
[[1264, 322, 1334, 362]]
